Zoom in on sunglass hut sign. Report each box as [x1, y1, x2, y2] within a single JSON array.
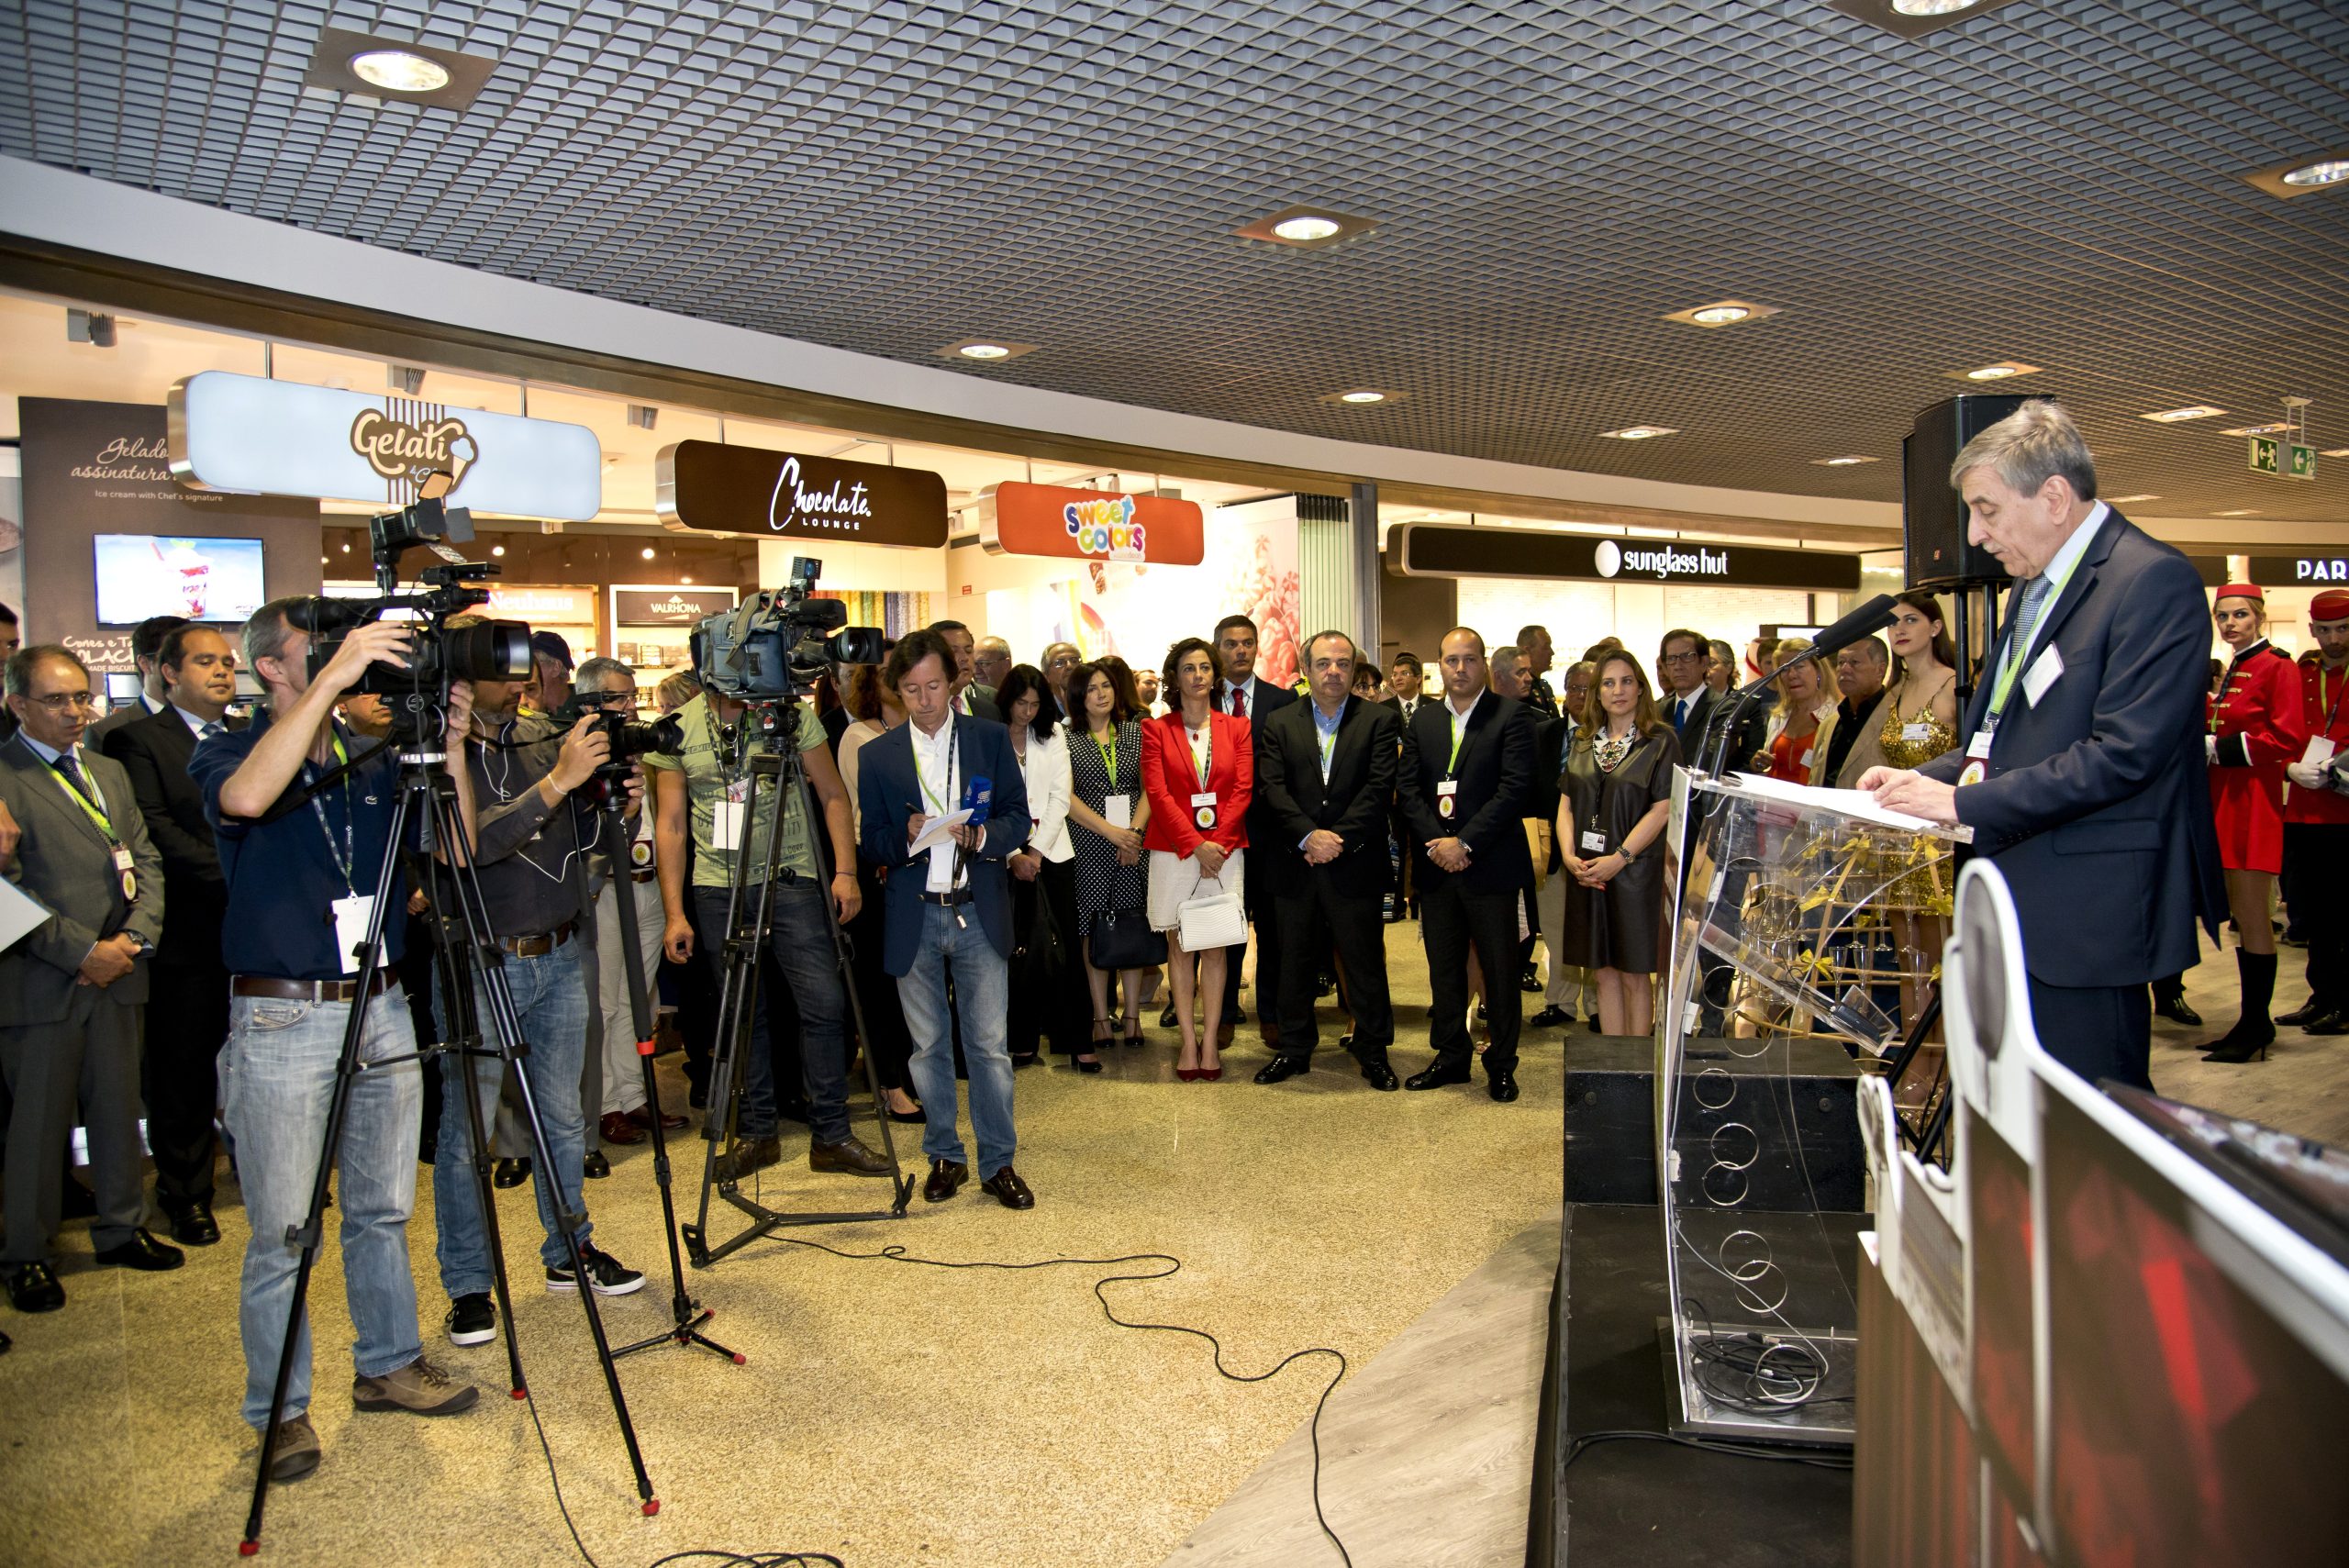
[[1594, 539, 1731, 581]]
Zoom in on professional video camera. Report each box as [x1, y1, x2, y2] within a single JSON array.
[[305, 487, 532, 740], [690, 555, 884, 702]]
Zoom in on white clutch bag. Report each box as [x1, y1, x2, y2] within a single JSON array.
[[1177, 883, 1248, 951]]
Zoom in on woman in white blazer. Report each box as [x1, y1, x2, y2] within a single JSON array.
[[999, 664, 1091, 1065]]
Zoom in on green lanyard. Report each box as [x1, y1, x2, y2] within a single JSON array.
[[1188, 721, 1212, 788], [48, 755, 118, 843], [1093, 726, 1118, 784], [1446, 703, 1470, 773], [1985, 549, 2087, 722], [916, 717, 957, 814]]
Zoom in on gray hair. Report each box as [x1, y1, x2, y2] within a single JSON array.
[[4, 644, 87, 698], [573, 655, 634, 693], [1949, 398, 2098, 503], [1492, 643, 1521, 668]]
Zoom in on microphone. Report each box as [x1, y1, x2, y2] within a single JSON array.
[[962, 776, 992, 828], [1806, 593, 1900, 662]]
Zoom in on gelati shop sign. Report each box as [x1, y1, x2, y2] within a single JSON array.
[[977, 481, 1207, 566], [654, 439, 948, 547], [167, 371, 602, 519]]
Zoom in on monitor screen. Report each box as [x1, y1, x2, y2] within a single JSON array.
[[94, 535, 267, 625]]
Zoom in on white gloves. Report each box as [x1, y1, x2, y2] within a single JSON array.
[[2287, 762, 2327, 789]]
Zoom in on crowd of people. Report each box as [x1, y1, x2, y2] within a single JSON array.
[[0, 401, 2341, 1472]]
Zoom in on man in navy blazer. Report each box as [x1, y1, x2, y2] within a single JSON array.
[[857, 628, 1035, 1208], [1213, 613, 1297, 1047], [1867, 401, 2222, 1091]]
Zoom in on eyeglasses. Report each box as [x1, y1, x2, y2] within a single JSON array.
[[25, 691, 100, 711], [1661, 651, 1706, 665]]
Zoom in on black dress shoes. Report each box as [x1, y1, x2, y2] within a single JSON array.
[[493, 1158, 531, 1189], [980, 1165, 1035, 1209], [1406, 1061, 1473, 1091], [1520, 965, 1542, 993], [2154, 994, 2203, 1028], [60, 1181, 98, 1220], [1359, 1059, 1400, 1092], [3, 1261, 65, 1313], [2301, 1009, 2347, 1035], [2276, 1001, 2319, 1026], [1487, 1072, 1520, 1103], [923, 1159, 970, 1204], [1529, 1005, 1571, 1029], [1253, 1056, 1311, 1085], [95, 1229, 185, 1272], [582, 1150, 611, 1179], [164, 1200, 222, 1247]]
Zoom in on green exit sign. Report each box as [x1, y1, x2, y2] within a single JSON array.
[[2249, 435, 2319, 480]]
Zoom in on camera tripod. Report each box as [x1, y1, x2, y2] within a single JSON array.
[[683, 696, 914, 1269], [585, 791, 742, 1366], [241, 732, 656, 1552]]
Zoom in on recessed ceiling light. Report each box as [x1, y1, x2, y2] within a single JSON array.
[[2324, 448, 2349, 459], [2140, 406, 2226, 423], [937, 339, 1039, 363], [1891, 0, 1977, 13], [2218, 422, 2289, 437], [1321, 387, 1408, 407], [1662, 299, 1779, 328], [1953, 361, 2041, 382], [1235, 205, 1376, 250], [2283, 160, 2349, 188], [1598, 426, 1678, 440], [2243, 152, 2349, 199], [641, 547, 656, 560], [350, 49, 451, 93], [2106, 494, 2160, 504], [1827, 0, 2022, 39], [490, 544, 506, 557], [2217, 509, 2260, 517], [1340, 390, 1385, 403], [680, 574, 694, 584], [1815, 455, 1880, 466]]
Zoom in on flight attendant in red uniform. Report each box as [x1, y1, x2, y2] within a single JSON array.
[[2199, 584, 2308, 1062], [2279, 588, 2349, 1036]]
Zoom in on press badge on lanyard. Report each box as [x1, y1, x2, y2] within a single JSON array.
[[1189, 722, 1216, 829], [713, 775, 751, 851], [50, 763, 138, 900], [309, 739, 373, 976]]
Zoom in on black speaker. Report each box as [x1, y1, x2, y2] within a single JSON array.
[[1904, 394, 2025, 589]]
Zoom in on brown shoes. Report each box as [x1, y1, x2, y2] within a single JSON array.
[[628, 1105, 689, 1132], [267, 1413, 321, 1482], [923, 1159, 969, 1203], [352, 1355, 480, 1417], [809, 1135, 890, 1176], [714, 1135, 782, 1184], [598, 1111, 646, 1147], [980, 1166, 1035, 1209]]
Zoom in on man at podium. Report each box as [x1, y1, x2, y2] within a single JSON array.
[[1864, 401, 2221, 1091]]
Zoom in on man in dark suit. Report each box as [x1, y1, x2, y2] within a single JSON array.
[[99, 624, 247, 1245], [929, 619, 1004, 721], [1396, 628, 1537, 1102], [1252, 631, 1401, 1088], [84, 614, 189, 747], [1380, 651, 1428, 918], [1, 645, 178, 1314], [1867, 400, 2223, 1092], [1214, 613, 1297, 1046], [859, 628, 1033, 1207]]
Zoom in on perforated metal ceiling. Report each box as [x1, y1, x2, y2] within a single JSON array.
[[4, 0, 2347, 521]]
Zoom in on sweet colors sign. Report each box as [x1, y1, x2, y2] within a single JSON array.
[[977, 481, 1207, 566], [168, 371, 603, 519], [655, 439, 948, 547]]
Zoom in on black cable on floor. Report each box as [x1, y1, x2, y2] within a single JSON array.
[[1563, 1428, 1856, 1473], [516, 1239, 1354, 1568]]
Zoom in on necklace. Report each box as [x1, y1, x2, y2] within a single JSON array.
[[1595, 728, 1634, 772]]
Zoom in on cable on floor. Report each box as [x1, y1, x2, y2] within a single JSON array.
[[1563, 1428, 1856, 1473]]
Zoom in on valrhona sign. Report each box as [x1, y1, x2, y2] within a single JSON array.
[[655, 439, 948, 548], [168, 371, 603, 519], [977, 481, 1207, 566]]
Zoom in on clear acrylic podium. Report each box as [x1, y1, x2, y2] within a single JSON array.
[[1656, 771, 1968, 1442]]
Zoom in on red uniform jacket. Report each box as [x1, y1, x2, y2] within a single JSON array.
[[2287, 653, 2349, 827], [2209, 639, 2304, 872], [1141, 709, 1252, 857]]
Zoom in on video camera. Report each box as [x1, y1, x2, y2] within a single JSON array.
[[690, 556, 884, 703], [550, 689, 686, 812], [305, 490, 532, 740]]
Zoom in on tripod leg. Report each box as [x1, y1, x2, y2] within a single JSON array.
[[429, 904, 531, 1399]]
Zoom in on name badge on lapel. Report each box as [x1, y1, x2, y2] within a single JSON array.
[[1958, 727, 1992, 786], [1436, 779, 1459, 819], [2023, 645, 2064, 707], [1190, 790, 1217, 830], [114, 846, 136, 901]]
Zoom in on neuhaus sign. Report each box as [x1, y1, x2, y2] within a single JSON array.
[[167, 371, 602, 519], [655, 439, 948, 547], [1391, 523, 1861, 593]]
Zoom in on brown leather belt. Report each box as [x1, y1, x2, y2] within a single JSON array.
[[630, 868, 658, 884], [232, 971, 395, 1004], [498, 918, 578, 958]]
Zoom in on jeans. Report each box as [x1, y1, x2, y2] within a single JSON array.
[[691, 880, 852, 1143], [896, 903, 1016, 1175], [431, 938, 594, 1296], [220, 988, 424, 1429], [596, 877, 668, 1115]]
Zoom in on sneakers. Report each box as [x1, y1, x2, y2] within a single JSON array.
[[546, 1244, 645, 1296], [267, 1413, 321, 1481], [352, 1356, 481, 1416], [445, 1292, 496, 1347]]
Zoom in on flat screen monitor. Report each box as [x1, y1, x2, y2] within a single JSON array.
[[94, 535, 267, 626]]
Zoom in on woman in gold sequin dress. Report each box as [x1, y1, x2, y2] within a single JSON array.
[[1876, 593, 1960, 1041]]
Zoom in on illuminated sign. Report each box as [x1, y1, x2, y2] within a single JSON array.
[[655, 439, 948, 546], [1394, 524, 1860, 592], [978, 481, 1206, 565]]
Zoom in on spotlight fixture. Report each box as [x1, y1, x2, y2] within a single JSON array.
[[1827, 0, 2023, 39], [491, 544, 506, 557], [65, 308, 117, 348], [641, 546, 656, 560], [2139, 406, 2226, 423], [1339, 390, 1386, 404], [1598, 426, 1678, 440], [627, 404, 659, 431], [1814, 455, 1880, 466], [2243, 153, 2349, 199], [1661, 299, 1780, 328], [2105, 494, 2161, 505], [1949, 361, 2041, 383], [1235, 205, 1376, 250], [680, 574, 694, 584], [937, 339, 1040, 364], [1319, 388, 1409, 407], [389, 364, 427, 396], [302, 28, 495, 111], [2218, 422, 2289, 437]]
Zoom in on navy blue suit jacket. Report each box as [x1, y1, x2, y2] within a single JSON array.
[[1919, 507, 2224, 988], [856, 716, 1031, 975]]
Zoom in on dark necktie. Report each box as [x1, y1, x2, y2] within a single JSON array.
[[1229, 684, 1247, 721], [52, 749, 89, 798], [200, 720, 225, 742]]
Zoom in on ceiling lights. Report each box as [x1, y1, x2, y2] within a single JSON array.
[[937, 339, 1039, 364], [2218, 422, 2288, 437], [1890, 0, 1976, 14], [350, 50, 450, 94], [65, 308, 116, 348], [2217, 509, 2260, 517], [2139, 406, 2226, 423], [1598, 425, 1677, 440], [1950, 361, 2040, 383], [1826, 0, 2023, 39], [2324, 449, 2349, 459], [302, 28, 494, 110], [2243, 153, 2349, 199], [2284, 160, 2349, 187], [1235, 205, 1376, 250], [2105, 494, 2160, 505], [1662, 299, 1780, 328], [1814, 455, 1879, 466], [1321, 388, 1408, 407]]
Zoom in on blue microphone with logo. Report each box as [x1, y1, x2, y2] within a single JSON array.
[[950, 778, 991, 914]]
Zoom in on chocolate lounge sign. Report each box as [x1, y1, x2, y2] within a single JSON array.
[[655, 439, 949, 548]]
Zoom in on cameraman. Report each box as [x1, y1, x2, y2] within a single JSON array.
[[650, 666, 887, 1182], [431, 631, 646, 1351], [195, 597, 484, 1483]]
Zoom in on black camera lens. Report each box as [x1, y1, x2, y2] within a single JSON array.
[[440, 619, 534, 684], [611, 712, 685, 761]]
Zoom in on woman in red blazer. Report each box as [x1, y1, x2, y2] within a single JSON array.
[[1142, 636, 1253, 1080], [2201, 584, 2308, 1062]]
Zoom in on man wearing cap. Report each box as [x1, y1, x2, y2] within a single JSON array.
[[2281, 589, 2349, 1035], [525, 631, 574, 717]]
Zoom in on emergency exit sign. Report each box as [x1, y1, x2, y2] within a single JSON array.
[[2249, 435, 2317, 480]]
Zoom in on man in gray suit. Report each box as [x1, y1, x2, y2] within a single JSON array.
[[1, 644, 178, 1315]]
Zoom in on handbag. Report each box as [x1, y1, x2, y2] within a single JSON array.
[[1176, 879, 1248, 951], [1088, 907, 1166, 970], [1018, 878, 1070, 990]]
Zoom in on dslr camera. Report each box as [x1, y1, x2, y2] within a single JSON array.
[[690, 556, 884, 701], [550, 690, 685, 812], [305, 489, 532, 740]]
